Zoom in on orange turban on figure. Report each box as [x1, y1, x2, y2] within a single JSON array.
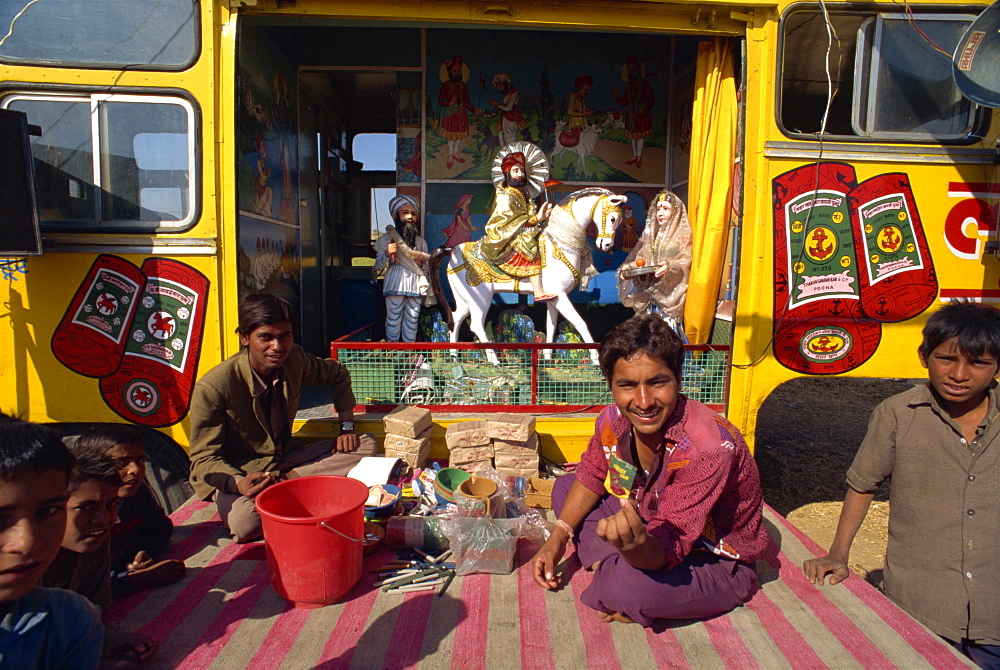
[[501, 152, 526, 173]]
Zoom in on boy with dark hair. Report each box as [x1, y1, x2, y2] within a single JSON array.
[[804, 301, 1000, 668], [43, 446, 121, 609], [532, 315, 770, 625], [43, 442, 158, 667], [189, 291, 376, 542], [74, 425, 184, 597], [0, 415, 104, 668]]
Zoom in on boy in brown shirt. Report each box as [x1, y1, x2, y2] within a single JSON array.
[[803, 301, 1000, 668]]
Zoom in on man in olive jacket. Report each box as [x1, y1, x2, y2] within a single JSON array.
[[188, 292, 376, 542]]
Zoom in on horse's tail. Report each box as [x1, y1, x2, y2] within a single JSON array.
[[430, 246, 454, 330]]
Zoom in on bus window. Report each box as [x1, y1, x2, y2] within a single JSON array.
[[0, 0, 198, 69], [1, 92, 197, 231], [779, 7, 982, 142], [853, 14, 975, 139]]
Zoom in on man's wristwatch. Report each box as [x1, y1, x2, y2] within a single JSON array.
[[341, 420, 355, 433]]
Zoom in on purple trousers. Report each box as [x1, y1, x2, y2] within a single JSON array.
[[553, 474, 758, 627]]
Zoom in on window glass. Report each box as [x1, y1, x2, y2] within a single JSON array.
[[4, 97, 96, 224], [0, 0, 197, 69], [854, 15, 973, 138], [2, 93, 196, 230], [780, 8, 978, 142]]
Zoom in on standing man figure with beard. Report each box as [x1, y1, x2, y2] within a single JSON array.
[[489, 73, 528, 147], [374, 195, 431, 342]]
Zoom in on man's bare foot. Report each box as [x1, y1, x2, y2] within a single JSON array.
[[126, 559, 186, 591], [596, 611, 635, 624]]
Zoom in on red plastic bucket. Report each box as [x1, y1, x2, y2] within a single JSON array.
[[255, 475, 368, 608]]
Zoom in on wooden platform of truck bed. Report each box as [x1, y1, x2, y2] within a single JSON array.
[[108, 498, 974, 669]]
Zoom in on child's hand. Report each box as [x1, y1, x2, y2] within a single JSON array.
[[103, 629, 158, 668], [127, 550, 153, 572], [126, 559, 186, 590], [802, 554, 850, 586]]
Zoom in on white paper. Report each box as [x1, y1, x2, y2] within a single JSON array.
[[347, 456, 401, 487]]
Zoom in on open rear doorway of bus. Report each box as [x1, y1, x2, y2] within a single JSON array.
[[232, 16, 740, 358]]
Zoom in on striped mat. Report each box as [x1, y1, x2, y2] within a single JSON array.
[[106, 500, 974, 669]]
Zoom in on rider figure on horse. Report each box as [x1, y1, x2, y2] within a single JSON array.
[[479, 143, 556, 302]]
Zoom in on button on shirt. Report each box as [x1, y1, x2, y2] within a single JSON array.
[[846, 382, 1000, 644]]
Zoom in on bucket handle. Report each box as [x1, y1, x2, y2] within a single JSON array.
[[319, 521, 364, 543]]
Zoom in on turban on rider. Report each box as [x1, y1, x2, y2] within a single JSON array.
[[388, 194, 419, 219], [501, 152, 526, 174]]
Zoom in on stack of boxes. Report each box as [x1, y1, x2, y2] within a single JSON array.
[[489, 413, 540, 479], [382, 408, 543, 479], [444, 419, 493, 471], [382, 405, 433, 470], [445, 413, 540, 478]]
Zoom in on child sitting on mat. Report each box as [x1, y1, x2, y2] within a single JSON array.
[[0, 415, 104, 668], [42, 436, 159, 666], [804, 301, 1000, 669], [74, 425, 185, 598]]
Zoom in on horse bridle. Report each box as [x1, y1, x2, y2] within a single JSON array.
[[589, 195, 622, 241]]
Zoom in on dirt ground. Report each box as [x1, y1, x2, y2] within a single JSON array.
[[754, 376, 918, 585]]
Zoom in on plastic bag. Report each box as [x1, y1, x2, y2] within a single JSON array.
[[439, 516, 524, 575], [463, 465, 550, 544]]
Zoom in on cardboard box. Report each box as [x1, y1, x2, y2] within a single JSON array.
[[493, 433, 538, 455], [454, 459, 493, 474], [384, 436, 432, 469], [496, 465, 539, 479], [445, 420, 491, 449], [487, 413, 536, 442], [449, 444, 494, 466], [383, 405, 433, 438], [382, 427, 431, 454], [494, 451, 539, 472]]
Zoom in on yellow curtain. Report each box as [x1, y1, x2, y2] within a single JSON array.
[[684, 38, 737, 344]]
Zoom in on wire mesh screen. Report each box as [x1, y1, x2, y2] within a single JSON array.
[[332, 344, 730, 410]]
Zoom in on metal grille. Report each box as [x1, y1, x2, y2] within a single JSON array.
[[331, 342, 730, 412]]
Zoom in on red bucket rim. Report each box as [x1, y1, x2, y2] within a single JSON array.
[[255, 475, 368, 524]]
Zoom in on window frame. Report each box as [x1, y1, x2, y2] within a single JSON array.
[[777, 3, 988, 144], [0, 88, 202, 233], [0, 0, 201, 71]]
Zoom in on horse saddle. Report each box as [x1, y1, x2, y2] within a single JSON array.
[[463, 240, 533, 288], [559, 127, 583, 147]]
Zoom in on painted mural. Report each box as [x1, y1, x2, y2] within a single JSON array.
[[51, 256, 209, 427], [237, 214, 302, 310], [237, 31, 299, 225], [425, 29, 670, 184], [772, 162, 937, 374]]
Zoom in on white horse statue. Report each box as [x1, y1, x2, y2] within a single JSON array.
[[430, 187, 626, 365]]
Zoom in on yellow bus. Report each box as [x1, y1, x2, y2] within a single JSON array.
[[1, 0, 996, 504]]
